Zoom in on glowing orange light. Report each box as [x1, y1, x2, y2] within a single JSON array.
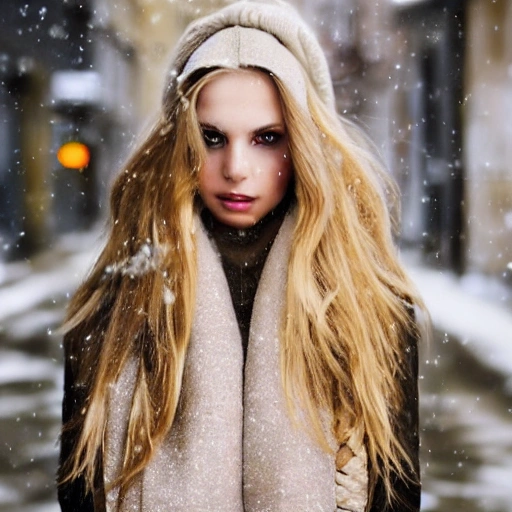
[[57, 141, 90, 170]]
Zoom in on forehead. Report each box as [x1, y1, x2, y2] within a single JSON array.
[[196, 69, 285, 126]]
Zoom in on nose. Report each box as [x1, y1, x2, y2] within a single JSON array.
[[223, 142, 249, 182]]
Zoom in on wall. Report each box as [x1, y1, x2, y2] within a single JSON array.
[[464, 0, 512, 277]]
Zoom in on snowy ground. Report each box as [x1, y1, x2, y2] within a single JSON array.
[[407, 262, 512, 381]]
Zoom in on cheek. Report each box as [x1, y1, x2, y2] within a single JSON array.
[[276, 152, 292, 180], [265, 148, 290, 175], [197, 155, 218, 188], [271, 157, 293, 196]]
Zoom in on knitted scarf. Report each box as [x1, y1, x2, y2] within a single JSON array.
[[103, 211, 337, 511]]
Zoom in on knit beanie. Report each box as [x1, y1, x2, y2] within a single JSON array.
[[162, 0, 335, 111]]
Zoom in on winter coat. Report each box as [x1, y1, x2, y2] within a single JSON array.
[[58, 210, 420, 512]]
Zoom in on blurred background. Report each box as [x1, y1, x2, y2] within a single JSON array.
[[0, 0, 511, 510]]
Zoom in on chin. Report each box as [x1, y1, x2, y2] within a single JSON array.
[[224, 220, 256, 230], [221, 214, 258, 230]]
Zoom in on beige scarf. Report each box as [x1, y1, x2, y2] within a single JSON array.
[[103, 211, 367, 511]]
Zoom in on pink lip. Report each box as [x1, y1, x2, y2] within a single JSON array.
[[217, 193, 254, 212]]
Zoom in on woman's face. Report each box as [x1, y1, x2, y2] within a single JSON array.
[[196, 69, 293, 229]]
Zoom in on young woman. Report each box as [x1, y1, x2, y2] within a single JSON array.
[[58, 1, 424, 511]]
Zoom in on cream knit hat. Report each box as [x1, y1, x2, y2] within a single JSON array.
[[163, 0, 335, 111]]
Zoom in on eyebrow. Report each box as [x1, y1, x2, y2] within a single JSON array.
[[199, 122, 225, 134], [253, 123, 286, 135]]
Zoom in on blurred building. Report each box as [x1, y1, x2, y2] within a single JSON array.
[[464, 0, 512, 279], [387, 0, 511, 282], [0, 0, 137, 259], [0, 0, 73, 258], [389, 0, 466, 275]]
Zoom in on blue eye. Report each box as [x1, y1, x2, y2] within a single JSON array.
[[255, 131, 283, 146], [202, 129, 225, 148]]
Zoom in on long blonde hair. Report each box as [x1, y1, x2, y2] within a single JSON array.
[[59, 67, 423, 506]]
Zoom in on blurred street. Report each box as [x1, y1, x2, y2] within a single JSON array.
[[0, 232, 101, 512], [410, 260, 512, 511], [0, 236, 511, 512]]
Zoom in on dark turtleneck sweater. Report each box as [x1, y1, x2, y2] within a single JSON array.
[[201, 198, 290, 360]]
